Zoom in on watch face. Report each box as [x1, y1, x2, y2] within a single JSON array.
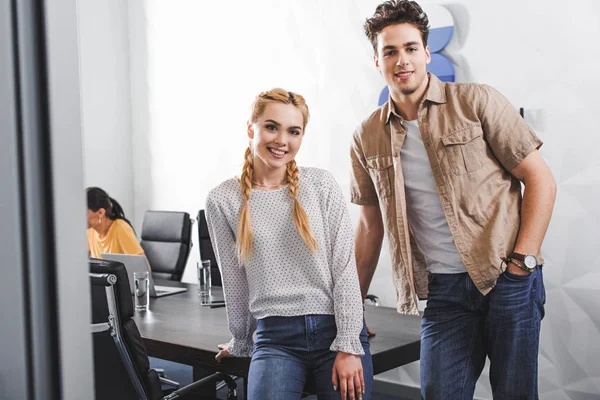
[[524, 255, 537, 269]]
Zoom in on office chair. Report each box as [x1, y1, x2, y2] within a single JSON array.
[[89, 258, 237, 399], [140, 210, 193, 281], [196, 209, 222, 287]]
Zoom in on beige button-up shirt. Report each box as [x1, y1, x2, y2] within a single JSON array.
[[350, 74, 543, 315]]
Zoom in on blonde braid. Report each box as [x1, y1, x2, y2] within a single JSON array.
[[237, 148, 254, 261], [286, 160, 318, 252]]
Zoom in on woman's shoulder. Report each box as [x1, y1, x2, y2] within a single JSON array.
[[206, 177, 243, 216], [112, 218, 133, 230], [298, 166, 335, 185], [207, 178, 241, 201], [299, 167, 340, 191], [111, 219, 136, 237]]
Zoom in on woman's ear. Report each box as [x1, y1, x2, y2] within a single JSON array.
[[98, 208, 106, 218], [247, 123, 254, 139]]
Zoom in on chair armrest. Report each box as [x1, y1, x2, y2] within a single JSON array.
[[161, 372, 237, 400], [159, 376, 180, 389], [365, 294, 379, 306]]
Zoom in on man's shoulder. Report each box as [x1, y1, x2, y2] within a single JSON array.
[[354, 104, 388, 138], [440, 80, 497, 104]]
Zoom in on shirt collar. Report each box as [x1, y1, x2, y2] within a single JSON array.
[[384, 73, 448, 124]]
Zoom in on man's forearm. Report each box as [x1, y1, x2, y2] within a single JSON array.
[[513, 174, 557, 256], [355, 216, 384, 299]]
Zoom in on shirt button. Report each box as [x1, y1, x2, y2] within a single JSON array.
[[462, 137, 467, 143], [393, 152, 398, 157]]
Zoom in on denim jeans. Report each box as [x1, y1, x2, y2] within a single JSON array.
[[420, 267, 546, 399], [248, 314, 373, 400]]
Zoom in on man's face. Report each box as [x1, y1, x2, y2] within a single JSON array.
[[375, 23, 431, 99]]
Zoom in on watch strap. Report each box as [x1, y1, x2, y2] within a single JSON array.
[[509, 252, 526, 262]]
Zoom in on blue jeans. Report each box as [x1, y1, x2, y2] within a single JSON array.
[[420, 268, 546, 399], [248, 315, 373, 400]]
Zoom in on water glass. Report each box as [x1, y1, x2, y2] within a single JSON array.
[[197, 260, 212, 298], [134, 271, 149, 311]]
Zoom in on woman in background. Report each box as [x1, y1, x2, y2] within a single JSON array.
[[206, 88, 372, 400], [87, 187, 144, 259]]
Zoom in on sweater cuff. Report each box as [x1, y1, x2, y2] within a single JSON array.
[[227, 337, 254, 358], [330, 334, 365, 356]]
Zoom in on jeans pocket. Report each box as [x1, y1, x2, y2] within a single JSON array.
[[503, 269, 533, 281]]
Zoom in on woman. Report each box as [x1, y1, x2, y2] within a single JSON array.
[[87, 187, 144, 259], [205, 89, 372, 400]]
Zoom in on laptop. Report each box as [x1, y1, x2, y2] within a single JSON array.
[[101, 253, 187, 298]]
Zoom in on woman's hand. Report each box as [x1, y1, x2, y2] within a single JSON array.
[[215, 343, 233, 362], [331, 352, 364, 400]]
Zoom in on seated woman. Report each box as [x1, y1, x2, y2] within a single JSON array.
[[206, 88, 373, 400], [86, 187, 144, 259]]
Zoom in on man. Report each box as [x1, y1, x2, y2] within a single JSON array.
[[350, 1, 556, 398]]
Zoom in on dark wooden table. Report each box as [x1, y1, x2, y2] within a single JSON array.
[[133, 281, 421, 397]]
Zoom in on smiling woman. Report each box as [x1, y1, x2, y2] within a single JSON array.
[[204, 88, 374, 400]]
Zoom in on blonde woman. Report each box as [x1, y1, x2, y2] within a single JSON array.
[[205, 89, 372, 400]]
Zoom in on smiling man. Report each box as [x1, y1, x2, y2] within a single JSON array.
[[350, 1, 556, 398]]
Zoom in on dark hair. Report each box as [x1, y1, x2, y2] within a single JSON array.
[[364, 0, 430, 52], [86, 187, 134, 229]]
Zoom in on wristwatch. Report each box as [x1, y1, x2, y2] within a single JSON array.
[[509, 252, 538, 273]]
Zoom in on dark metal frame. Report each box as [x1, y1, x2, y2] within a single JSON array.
[[90, 272, 238, 400]]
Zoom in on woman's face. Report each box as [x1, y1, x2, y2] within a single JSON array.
[[87, 208, 105, 229], [248, 102, 305, 173]]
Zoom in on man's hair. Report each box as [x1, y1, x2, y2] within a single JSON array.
[[364, 0, 430, 52]]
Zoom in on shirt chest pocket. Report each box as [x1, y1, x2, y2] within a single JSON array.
[[441, 124, 486, 175], [366, 154, 394, 198]]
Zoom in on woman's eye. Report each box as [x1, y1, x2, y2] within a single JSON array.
[[266, 124, 276, 131]]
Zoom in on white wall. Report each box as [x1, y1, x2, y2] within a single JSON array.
[[79, 0, 134, 219], [81, 0, 600, 398]]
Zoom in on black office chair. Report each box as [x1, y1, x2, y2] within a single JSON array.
[[140, 210, 193, 281], [89, 258, 237, 399], [197, 209, 222, 287]]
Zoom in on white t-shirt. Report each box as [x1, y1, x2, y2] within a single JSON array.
[[400, 120, 466, 274]]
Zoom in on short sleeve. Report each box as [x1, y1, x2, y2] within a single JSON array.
[[478, 85, 543, 172], [350, 129, 379, 205]]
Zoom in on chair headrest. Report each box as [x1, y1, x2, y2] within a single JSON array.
[[198, 209, 209, 238], [89, 258, 134, 319], [141, 211, 191, 243]]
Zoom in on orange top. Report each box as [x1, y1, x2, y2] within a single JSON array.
[[87, 219, 144, 259]]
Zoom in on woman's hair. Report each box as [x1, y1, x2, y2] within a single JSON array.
[[86, 187, 134, 229], [364, 0, 430, 52], [237, 88, 318, 262]]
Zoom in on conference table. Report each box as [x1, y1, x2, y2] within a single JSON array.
[[133, 281, 421, 398]]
